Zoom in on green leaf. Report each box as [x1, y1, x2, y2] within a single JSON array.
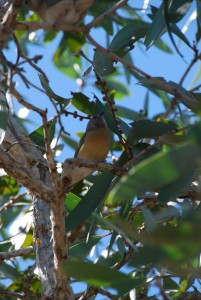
[[144, 5, 165, 49], [0, 176, 19, 195], [65, 192, 81, 213], [168, 0, 193, 23], [44, 30, 58, 43], [38, 73, 70, 105], [54, 47, 81, 78], [153, 39, 173, 53], [97, 250, 122, 267], [69, 236, 102, 259], [145, 1, 192, 50], [93, 51, 116, 77], [158, 170, 196, 203], [90, 1, 114, 34], [94, 21, 149, 77], [0, 262, 22, 280], [61, 134, 77, 150], [196, 0, 201, 27], [141, 207, 156, 231], [129, 119, 176, 142], [57, 32, 85, 54], [109, 143, 199, 205], [71, 93, 130, 137], [115, 105, 139, 120], [104, 79, 129, 99], [138, 77, 198, 111], [29, 120, 55, 152], [109, 21, 149, 54], [0, 99, 8, 144], [71, 92, 95, 114], [170, 23, 192, 48], [116, 237, 126, 257], [66, 172, 114, 231], [63, 259, 143, 296]]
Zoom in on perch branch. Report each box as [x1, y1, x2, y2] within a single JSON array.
[[64, 158, 127, 176]]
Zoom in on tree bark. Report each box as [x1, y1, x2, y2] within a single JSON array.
[[0, 92, 74, 299]]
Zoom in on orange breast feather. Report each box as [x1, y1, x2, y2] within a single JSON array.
[[77, 127, 111, 160]]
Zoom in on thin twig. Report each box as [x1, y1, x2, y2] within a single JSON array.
[[86, 0, 128, 29], [0, 246, 34, 261], [179, 56, 200, 85], [190, 83, 201, 92], [10, 86, 44, 115], [41, 110, 58, 185], [4, 141, 45, 153], [0, 192, 27, 212], [13, 33, 47, 80], [0, 291, 26, 300]]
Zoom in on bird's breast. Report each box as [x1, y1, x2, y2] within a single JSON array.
[[77, 127, 111, 160]]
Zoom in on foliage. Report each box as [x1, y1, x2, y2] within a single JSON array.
[[1, 0, 201, 299]]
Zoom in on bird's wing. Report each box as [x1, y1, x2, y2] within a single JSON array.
[[74, 132, 86, 157]]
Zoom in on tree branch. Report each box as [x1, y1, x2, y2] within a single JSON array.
[[0, 0, 24, 49], [14, 21, 85, 32], [85, 33, 197, 105], [86, 0, 128, 29], [64, 158, 127, 176], [0, 246, 34, 262]]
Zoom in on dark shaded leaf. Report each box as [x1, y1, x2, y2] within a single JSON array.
[[63, 259, 143, 296], [69, 236, 102, 259], [129, 119, 176, 142], [144, 5, 165, 49], [94, 21, 148, 77], [0, 100, 8, 144], [39, 73, 71, 105], [66, 172, 114, 231], [168, 0, 193, 23], [196, 0, 201, 27], [0, 262, 22, 280], [138, 77, 198, 111], [109, 142, 199, 205], [115, 105, 139, 120], [158, 170, 196, 202], [29, 120, 55, 152], [109, 21, 149, 54]]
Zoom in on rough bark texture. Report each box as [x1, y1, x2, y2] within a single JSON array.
[[0, 92, 73, 299], [33, 197, 56, 298]]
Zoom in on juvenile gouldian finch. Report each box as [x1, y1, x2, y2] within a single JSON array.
[[75, 115, 112, 161], [64, 114, 112, 186]]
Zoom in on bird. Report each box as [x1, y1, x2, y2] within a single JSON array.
[[75, 114, 112, 161], [27, 0, 95, 24], [64, 114, 112, 186]]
